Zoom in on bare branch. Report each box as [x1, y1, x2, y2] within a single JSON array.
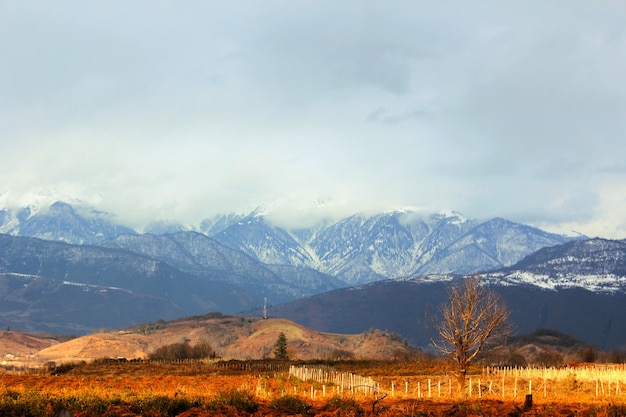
[[429, 276, 511, 388]]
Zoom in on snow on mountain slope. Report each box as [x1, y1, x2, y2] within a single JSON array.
[[482, 238, 626, 292], [101, 231, 343, 302], [1, 200, 583, 287], [209, 209, 576, 286], [414, 217, 573, 275], [0, 201, 136, 244], [210, 212, 316, 268]]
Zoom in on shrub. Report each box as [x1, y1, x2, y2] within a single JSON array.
[[579, 346, 597, 363], [535, 349, 564, 367], [191, 341, 215, 359], [323, 397, 363, 416], [57, 394, 110, 415], [210, 390, 258, 414], [48, 361, 84, 375], [128, 394, 199, 416], [150, 342, 215, 361], [0, 390, 49, 417], [270, 395, 311, 415]]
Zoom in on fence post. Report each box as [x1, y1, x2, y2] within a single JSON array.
[[524, 394, 533, 411]]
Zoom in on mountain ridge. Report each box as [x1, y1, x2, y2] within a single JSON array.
[[100, 231, 345, 303], [2, 200, 615, 345], [264, 277, 626, 350], [262, 238, 626, 349], [208, 210, 580, 285], [0, 234, 258, 334], [482, 237, 626, 292], [0, 201, 583, 287]]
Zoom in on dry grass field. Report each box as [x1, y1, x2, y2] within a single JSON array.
[[2, 359, 626, 416], [2, 318, 626, 415]]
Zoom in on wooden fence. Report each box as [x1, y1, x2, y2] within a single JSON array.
[[289, 365, 378, 397], [487, 364, 626, 382], [486, 365, 626, 398], [289, 364, 626, 401]]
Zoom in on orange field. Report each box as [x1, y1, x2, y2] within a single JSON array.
[[1, 360, 626, 416]]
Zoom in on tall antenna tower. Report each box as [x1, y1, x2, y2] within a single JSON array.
[[263, 297, 268, 320]]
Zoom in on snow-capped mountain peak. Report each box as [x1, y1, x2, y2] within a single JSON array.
[[1, 200, 586, 289]]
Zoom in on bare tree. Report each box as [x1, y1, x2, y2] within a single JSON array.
[[431, 277, 511, 389]]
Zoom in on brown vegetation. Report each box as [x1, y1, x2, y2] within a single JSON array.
[[2, 315, 626, 415], [1, 359, 626, 416]]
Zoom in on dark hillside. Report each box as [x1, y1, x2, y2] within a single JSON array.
[[265, 278, 626, 349]]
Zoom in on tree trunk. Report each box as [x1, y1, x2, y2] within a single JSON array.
[[457, 368, 467, 394]]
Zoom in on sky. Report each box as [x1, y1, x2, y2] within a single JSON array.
[[1, 1, 626, 237]]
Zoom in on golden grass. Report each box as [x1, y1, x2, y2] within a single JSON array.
[[1, 360, 625, 416]]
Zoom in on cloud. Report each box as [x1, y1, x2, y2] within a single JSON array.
[[1, 1, 625, 237]]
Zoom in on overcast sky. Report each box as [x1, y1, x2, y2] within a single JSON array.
[[1, 1, 625, 237]]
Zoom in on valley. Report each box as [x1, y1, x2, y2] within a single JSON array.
[[1, 306, 625, 416], [1, 201, 625, 367]]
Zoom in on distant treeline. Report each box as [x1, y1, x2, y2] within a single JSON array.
[[149, 341, 215, 361]]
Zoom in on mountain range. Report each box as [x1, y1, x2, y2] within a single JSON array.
[[0, 201, 580, 285], [3, 200, 625, 350]]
